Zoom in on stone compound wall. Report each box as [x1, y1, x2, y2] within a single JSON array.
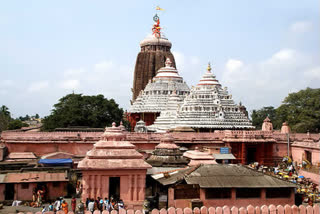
[[13, 204, 320, 214]]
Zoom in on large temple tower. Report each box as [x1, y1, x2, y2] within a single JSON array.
[[132, 14, 176, 102]]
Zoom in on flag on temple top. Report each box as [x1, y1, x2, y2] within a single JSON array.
[[156, 6, 165, 11]]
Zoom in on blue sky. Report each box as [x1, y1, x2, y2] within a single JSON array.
[[1, 0, 319, 118]]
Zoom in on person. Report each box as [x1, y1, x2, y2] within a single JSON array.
[[71, 196, 77, 213], [41, 206, 47, 214], [88, 199, 95, 213], [54, 197, 61, 211], [118, 199, 124, 210], [307, 196, 313, 206], [32, 189, 37, 203], [61, 200, 68, 214], [48, 203, 54, 211], [142, 199, 150, 214], [37, 189, 43, 207], [107, 197, 114, 212], [103, 197, 109, 210], [86, 198, 90, 210], [77, 200, 85, 214], [99, 197, 104, 212]]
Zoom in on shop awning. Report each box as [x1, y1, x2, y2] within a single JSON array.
[[39, 158, 73, 165]]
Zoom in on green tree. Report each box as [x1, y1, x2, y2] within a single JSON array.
[[41, 93, 124, 131], [251, 106, 277, 129], [8, 119, 29, 130], [276, 88, 320, 133], [251, 88, 320, 132], [0, 105, 11, 132]]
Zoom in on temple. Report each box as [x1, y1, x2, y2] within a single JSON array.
[[0, 12, 320, 211], [148, 63, 254, 132], [78, 123, 151, 209], [132, 14, 176, 102], [129, 58, 190, 129]]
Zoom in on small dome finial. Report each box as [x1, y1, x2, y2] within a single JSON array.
[[112, 122, 116, 127], [207, 62, 212, 72]]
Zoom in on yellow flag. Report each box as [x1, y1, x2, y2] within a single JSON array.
[[156, 6, 165, 11]]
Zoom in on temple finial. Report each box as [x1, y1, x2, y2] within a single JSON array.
[[207, 62, 212, 72]]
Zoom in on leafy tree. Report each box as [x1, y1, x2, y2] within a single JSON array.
[[19, 114, 30, 121], [34, 114, 40, 119], [0, 105, 11, 132], [251, 106, 277, 129], [42, 93, 124, 131], [251, 88, 320, 133], [276, 88, 320, 133], [8, 119, 29, 130], [0, 105, 10, 118]]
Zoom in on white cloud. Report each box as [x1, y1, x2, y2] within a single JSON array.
[[304, 67, 320, 79], [270, 49, 297, 61], [225, 59, 244, 71], [59, 79, 80, 90], [290, 21, 313, 33], [94, 60, 114, 73], [27, 81, 49, 93], [0, 89, 7, 95], [64, 68, 86, 77], [1, 80, 14, 87], [221, 48, 319, 112]]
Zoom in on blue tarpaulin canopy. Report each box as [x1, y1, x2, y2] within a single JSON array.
[[39, 158, 73, 165]]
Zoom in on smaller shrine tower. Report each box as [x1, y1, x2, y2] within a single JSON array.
[[78, 123, 151, 209], [129, 58, 189, 130], [132, 14, 176, 102]]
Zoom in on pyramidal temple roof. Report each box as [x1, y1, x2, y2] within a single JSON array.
[[149, 63, 254, 131], [183, 147, 217, 166], [78, 123, 151, 170], [129, 58, 190, 113], [146, 131, 188, 167], [197, 63, 221, 86]]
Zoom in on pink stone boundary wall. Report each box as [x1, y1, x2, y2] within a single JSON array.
[[15, 204, 320, 214]]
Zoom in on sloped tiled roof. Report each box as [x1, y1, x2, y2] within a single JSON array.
[[153, 164, 297, 188]]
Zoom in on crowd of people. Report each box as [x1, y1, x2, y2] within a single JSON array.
[[29, 186, 47, 208], [85, 196, 124, 213], [39, 196, 78, 214], [39, 196, 125, 214], [248, 157, 320, 205]]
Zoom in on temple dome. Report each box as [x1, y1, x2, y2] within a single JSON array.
[[140, 34, 172, 48], [197, 63, 221, 86], [183, 147, 217, 166], [153, 58, 182, 82]]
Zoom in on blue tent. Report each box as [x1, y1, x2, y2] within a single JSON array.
[[39, 158, 73, 165]]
